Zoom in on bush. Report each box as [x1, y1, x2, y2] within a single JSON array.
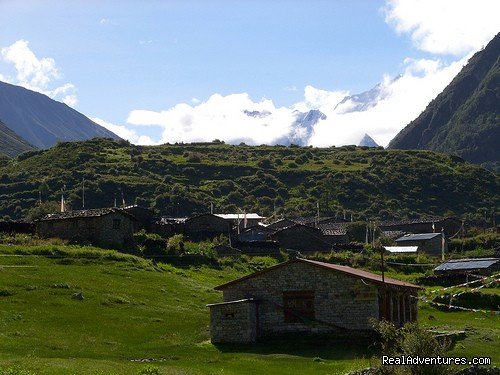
[[257, 158, 273, 169], [186, 152, 201, 163], [372, 320, 453, 375], [167, 234, 185, 255], [137, 365, 161, 374]]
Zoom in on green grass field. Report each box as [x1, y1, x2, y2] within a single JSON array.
[[0, 245, 498, 374]]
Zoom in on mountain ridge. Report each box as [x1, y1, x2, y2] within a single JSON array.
[[0, 81, 120, 149], [388, 33, 500, 171], [0, 119, 36, 157]]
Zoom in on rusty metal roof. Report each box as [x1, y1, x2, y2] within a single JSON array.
[[215, 258, 421, 290]]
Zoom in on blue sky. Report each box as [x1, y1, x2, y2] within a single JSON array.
[[0, 0, 498, 146]]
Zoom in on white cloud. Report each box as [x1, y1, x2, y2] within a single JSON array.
[[309, 56, 467, 146], [124, 53, 466, 148], [0, 39, 78, 106], [127, 93, 297, 145], [121, 1, 496, 147], [384, 0, 500, 55], [91, 117, 157, 146]]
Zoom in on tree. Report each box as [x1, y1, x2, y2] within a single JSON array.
[[26, 201, 60, 221]]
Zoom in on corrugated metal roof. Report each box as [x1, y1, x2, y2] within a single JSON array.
[[384, 246, 418, 253], [395, 233, 441, 241], [216, 213, 265, 220], [434, 258, 499, 271], [215, 258, 421, 290]]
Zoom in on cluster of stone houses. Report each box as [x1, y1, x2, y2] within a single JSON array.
[[30, 205, 460, 257]]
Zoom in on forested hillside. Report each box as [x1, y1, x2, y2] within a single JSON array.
[[0, 138, 497, 222], [389, 33, 500, 172]]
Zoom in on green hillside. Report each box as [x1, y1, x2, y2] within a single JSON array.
[[0, 119, 36, 158], [0, 138, 498, 221], [389, 33, 500, 172], [0, 243, 498, 374]]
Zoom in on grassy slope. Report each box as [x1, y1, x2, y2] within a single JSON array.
[[0, 138, 498, 221], [0, 245, 498, 374], [0, 246, 369, 375]]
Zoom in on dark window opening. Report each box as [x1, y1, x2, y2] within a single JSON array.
[[283, 291, 315, 323], [113, 219, 121, 229]]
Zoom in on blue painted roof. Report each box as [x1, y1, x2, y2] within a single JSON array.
[[434, 258, 499, 271]]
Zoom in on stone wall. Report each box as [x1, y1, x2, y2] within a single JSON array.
[[270, 226, 332, 252], [184, 214, 230, 240], [208, 299, 258, 343], [37, 212, 134, 248], [221, 261, 380, 335]]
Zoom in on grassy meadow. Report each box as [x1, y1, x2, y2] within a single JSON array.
[[0, 243, 498, 374]]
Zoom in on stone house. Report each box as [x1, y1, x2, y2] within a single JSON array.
[[184, 213, 231, 241], [269, 224, 333, 253], [316, 222, 349, 244], [395, 233, 447, 257], [120, 205, 154, 231], [266, 218, 296, 231], [215, 213, 265, 232], [36, 208, 136, 249], [238, 225, 276, 242], [380, 217, 461, 237], [152, 217, 186, 238], [207, 258, 420, 343]]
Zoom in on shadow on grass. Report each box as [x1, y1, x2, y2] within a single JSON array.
[[213, 333, 380, 360]]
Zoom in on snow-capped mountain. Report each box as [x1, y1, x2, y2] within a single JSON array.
[[334, 76, 401, 114], [358, 134, 379, 147]]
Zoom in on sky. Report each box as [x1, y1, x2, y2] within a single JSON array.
[[0, 0, 498, 147]]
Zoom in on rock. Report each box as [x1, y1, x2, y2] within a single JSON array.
[[72, 292, 84, 300]]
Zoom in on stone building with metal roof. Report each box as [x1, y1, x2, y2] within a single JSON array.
[[395, 232, 447, 257], [207, 258, 420, 343], [36, 208, 136, 249]]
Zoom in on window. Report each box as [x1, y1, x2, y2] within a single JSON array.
[[283, 291, 315, 323], [112, 219, 121, 229]]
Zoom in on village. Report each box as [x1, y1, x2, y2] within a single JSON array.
[[1, 203, 497, 351]]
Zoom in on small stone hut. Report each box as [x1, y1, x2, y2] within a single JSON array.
[[380, 217, 461, 237], [395, 233, 447, 257], [269, 224, 333, 253], [36, 208, 136, 248], [207, 258, 420, 343], [184, 213, 231, 241]]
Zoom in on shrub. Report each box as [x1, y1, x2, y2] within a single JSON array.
[[257, 158, 273, 169], [137, 365, 161, 375], [167, 234, 185, 255], [186, 152, 201, 163], [372, 320, 453, 375]]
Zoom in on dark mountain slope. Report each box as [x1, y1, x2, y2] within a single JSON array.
[[389, 33, 500, 171], [0, 119, 36, 157], [0, 81, 119, 149]]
